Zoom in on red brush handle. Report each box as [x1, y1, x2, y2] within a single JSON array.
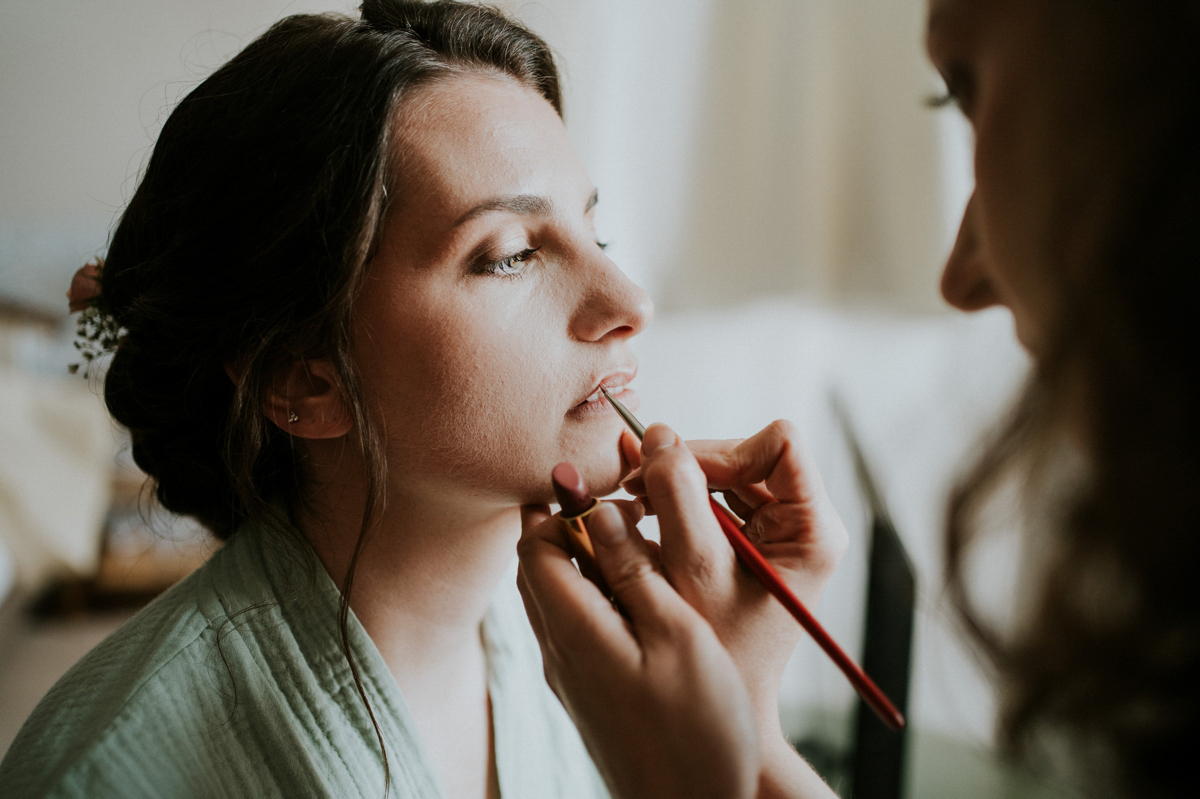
[[708, 496, 906, 732]]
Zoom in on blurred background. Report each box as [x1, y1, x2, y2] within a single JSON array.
[[0, 1, 1069, 796]]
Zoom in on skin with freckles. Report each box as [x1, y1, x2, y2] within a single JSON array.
[[352, 75, 651, 507], [274, 73, 652, 799]]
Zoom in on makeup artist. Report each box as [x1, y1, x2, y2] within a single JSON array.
[[517, 1, 1200, 798]]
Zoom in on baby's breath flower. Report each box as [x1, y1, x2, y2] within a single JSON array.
[[67, 258, 124, 378]]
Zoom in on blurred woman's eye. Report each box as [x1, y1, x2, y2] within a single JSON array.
[[478, 246, 540, 278], [927, 64, 977, 118]]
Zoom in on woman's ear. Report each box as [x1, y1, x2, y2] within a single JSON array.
[[263, 358, 354, 439]]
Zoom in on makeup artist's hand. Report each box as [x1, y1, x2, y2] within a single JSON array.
[[517, 501, 759, 799], [619, 422, 847, 796]]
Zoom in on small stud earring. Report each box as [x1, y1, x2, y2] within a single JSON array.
[[287, 411, 299, 424]]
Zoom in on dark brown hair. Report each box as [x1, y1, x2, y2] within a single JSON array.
[[95, 0, 560, 791], [944, 2, 1200, 797]]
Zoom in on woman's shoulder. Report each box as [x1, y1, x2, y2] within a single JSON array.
[[0, 530, 322, 798]]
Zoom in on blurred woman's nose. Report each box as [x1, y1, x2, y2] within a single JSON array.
[[569, 249, 654, 343], [941, 192, 1000, 312]]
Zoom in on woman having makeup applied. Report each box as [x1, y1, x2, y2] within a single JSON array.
[[0, 2, 834, 797], [519, 1, 1200, 798]]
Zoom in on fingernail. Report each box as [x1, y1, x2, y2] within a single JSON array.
[[643, 424, 676, 454], [588, 503, 629, 547], [618, 466, 643, 485]]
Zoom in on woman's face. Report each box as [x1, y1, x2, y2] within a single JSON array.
[[930, 0, 1177, 357], [927, 0, 1067, 351], [351, 74, 652, 509]]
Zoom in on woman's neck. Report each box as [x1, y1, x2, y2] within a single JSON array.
[[296, 440, 521, 679], [297, 439, 507, 799]]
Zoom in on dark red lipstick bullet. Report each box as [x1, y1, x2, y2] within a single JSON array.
[[551, 462, 608, 593]]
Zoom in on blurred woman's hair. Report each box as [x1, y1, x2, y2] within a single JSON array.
[[944, 2, 1200, 797], [95, 0, 560, 789]]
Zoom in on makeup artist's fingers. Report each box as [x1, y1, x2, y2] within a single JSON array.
[[519, 503, 760, 799], [726, 422, 848, 569], [638, 424, 737, 589], [692, 421, 818, 502], [626, 421, 852, 751], [517, 505, 640, 667], [715, 423, 848, 597], [517, 501, 668, 652], [631, 494, 657, 516], [620, 439, 741, 496], [607, 498, 647, 526], [619, 429, 642, 475], [623, 438, 771, 509], [516, 505, 558, 651], [624, 476, 771, 516], [720, 489, 755, 523], [665, 423, 846, 554], [583, 503, 686, 633], [519, 503, 554, 543], [516, 566, 549, 645], [625, 430, 805, 510], [628, 421, 847, 591]]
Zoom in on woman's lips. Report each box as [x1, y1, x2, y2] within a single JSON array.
[[574, 370, 636, 407], [569, 382, 639, 417], [580, 386, 610, 404], [568, 367, 638, 418]]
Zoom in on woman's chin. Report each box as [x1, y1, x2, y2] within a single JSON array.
[[515, 443, 626, 507], [585, 471, 625, 500], [576, 437, 631, 498]]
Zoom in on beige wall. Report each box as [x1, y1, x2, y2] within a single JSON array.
[[0, 0, 358, 219], [0, 0, 355, 311]]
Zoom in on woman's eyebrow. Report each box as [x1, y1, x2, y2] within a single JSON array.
[[926, 1, 969, 53], [453, 194, 552, 227]]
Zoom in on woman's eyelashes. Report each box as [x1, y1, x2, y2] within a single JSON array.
[[478, 246, 541, 278], [927, 63, 976, 118], [473, 238, 608, 278]]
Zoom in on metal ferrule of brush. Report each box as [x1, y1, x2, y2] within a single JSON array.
[[599, 386, 645, 439]]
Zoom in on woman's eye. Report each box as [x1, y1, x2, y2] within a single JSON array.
[[926, 91, 957, 109], [480, 247, 540, 277], [927, 64, 976, 117]]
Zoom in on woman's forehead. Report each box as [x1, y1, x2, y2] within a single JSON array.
[[387, 74, 577, 218], [925, 0, 995, 45], [375, 72, 592, 264]]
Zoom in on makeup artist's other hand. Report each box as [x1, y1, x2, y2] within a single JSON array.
[[621, 422, 847, 787], [517, 502, 758, 799]]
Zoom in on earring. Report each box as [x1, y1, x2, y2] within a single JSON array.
[[287, 411, 299, 424]]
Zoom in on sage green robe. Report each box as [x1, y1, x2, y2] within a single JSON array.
[[0, 521, 607, 798]]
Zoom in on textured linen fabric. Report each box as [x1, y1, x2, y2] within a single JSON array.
[[0, 520, 607, 799]]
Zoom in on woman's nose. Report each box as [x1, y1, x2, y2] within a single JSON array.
[[941, 192, 1000, 311], [569, 250, 655, 343]]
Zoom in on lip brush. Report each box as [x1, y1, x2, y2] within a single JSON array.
[[600, 387, 905, 731]]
